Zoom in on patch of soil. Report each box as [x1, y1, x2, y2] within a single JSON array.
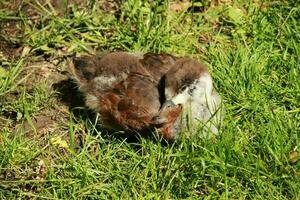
[[0, 38, 23, 60], [22, 115, 57, 136], [19, 105, 83, 149], [169, 0, 190, 13], [0, 0, 89, 60], [43, 0, 87, 16], [100, 0, 121, 13], [1, 0, 87, 18], [0, 20, 24, 59], [0, 1, 25, 59], [16, 60, 87, 147], [0, 0, 22, 10], [23, 61, 67, 85]]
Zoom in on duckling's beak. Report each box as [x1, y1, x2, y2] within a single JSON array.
[[151, 100, 176, 126], [151, 101, 181, 127]]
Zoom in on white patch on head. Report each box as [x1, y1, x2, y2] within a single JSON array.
[[94, 75, 118, 90], [171, 92, 189, 105], [86, 94, 99, 110], [170, 73, 213, 106], [189, 75, 222, 125], [190, 73, 213, 101]]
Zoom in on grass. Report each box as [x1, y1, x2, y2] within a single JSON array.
[[0, 0, 299, 199]]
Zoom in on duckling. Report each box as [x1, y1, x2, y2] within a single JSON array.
[[69, 52, 180, 140], [152, 57, 222, 139], [70, 52, 222, 141]]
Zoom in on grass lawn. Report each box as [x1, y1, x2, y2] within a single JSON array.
[[0, 0, 299, 199]]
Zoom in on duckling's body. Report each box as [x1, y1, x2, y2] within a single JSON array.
[[96, 68, 160, 132], [70, 52, 222, 141]]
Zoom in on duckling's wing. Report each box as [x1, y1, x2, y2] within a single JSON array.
[[118, 73, 160, 117]]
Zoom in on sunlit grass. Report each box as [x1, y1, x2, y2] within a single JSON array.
[[0, 0, 299, 199]]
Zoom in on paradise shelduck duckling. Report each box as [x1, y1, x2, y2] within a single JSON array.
[[152, 57, 222, 139], [69, 52, 222, 141], [69, 52, 181, 140]]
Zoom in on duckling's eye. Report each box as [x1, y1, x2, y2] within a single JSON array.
[[162, 100, 175, 109]]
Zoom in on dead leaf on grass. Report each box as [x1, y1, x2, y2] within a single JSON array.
[[24, 61, 68, 86], [169, 0, 191, 13], [289, 150, 299, 164]]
